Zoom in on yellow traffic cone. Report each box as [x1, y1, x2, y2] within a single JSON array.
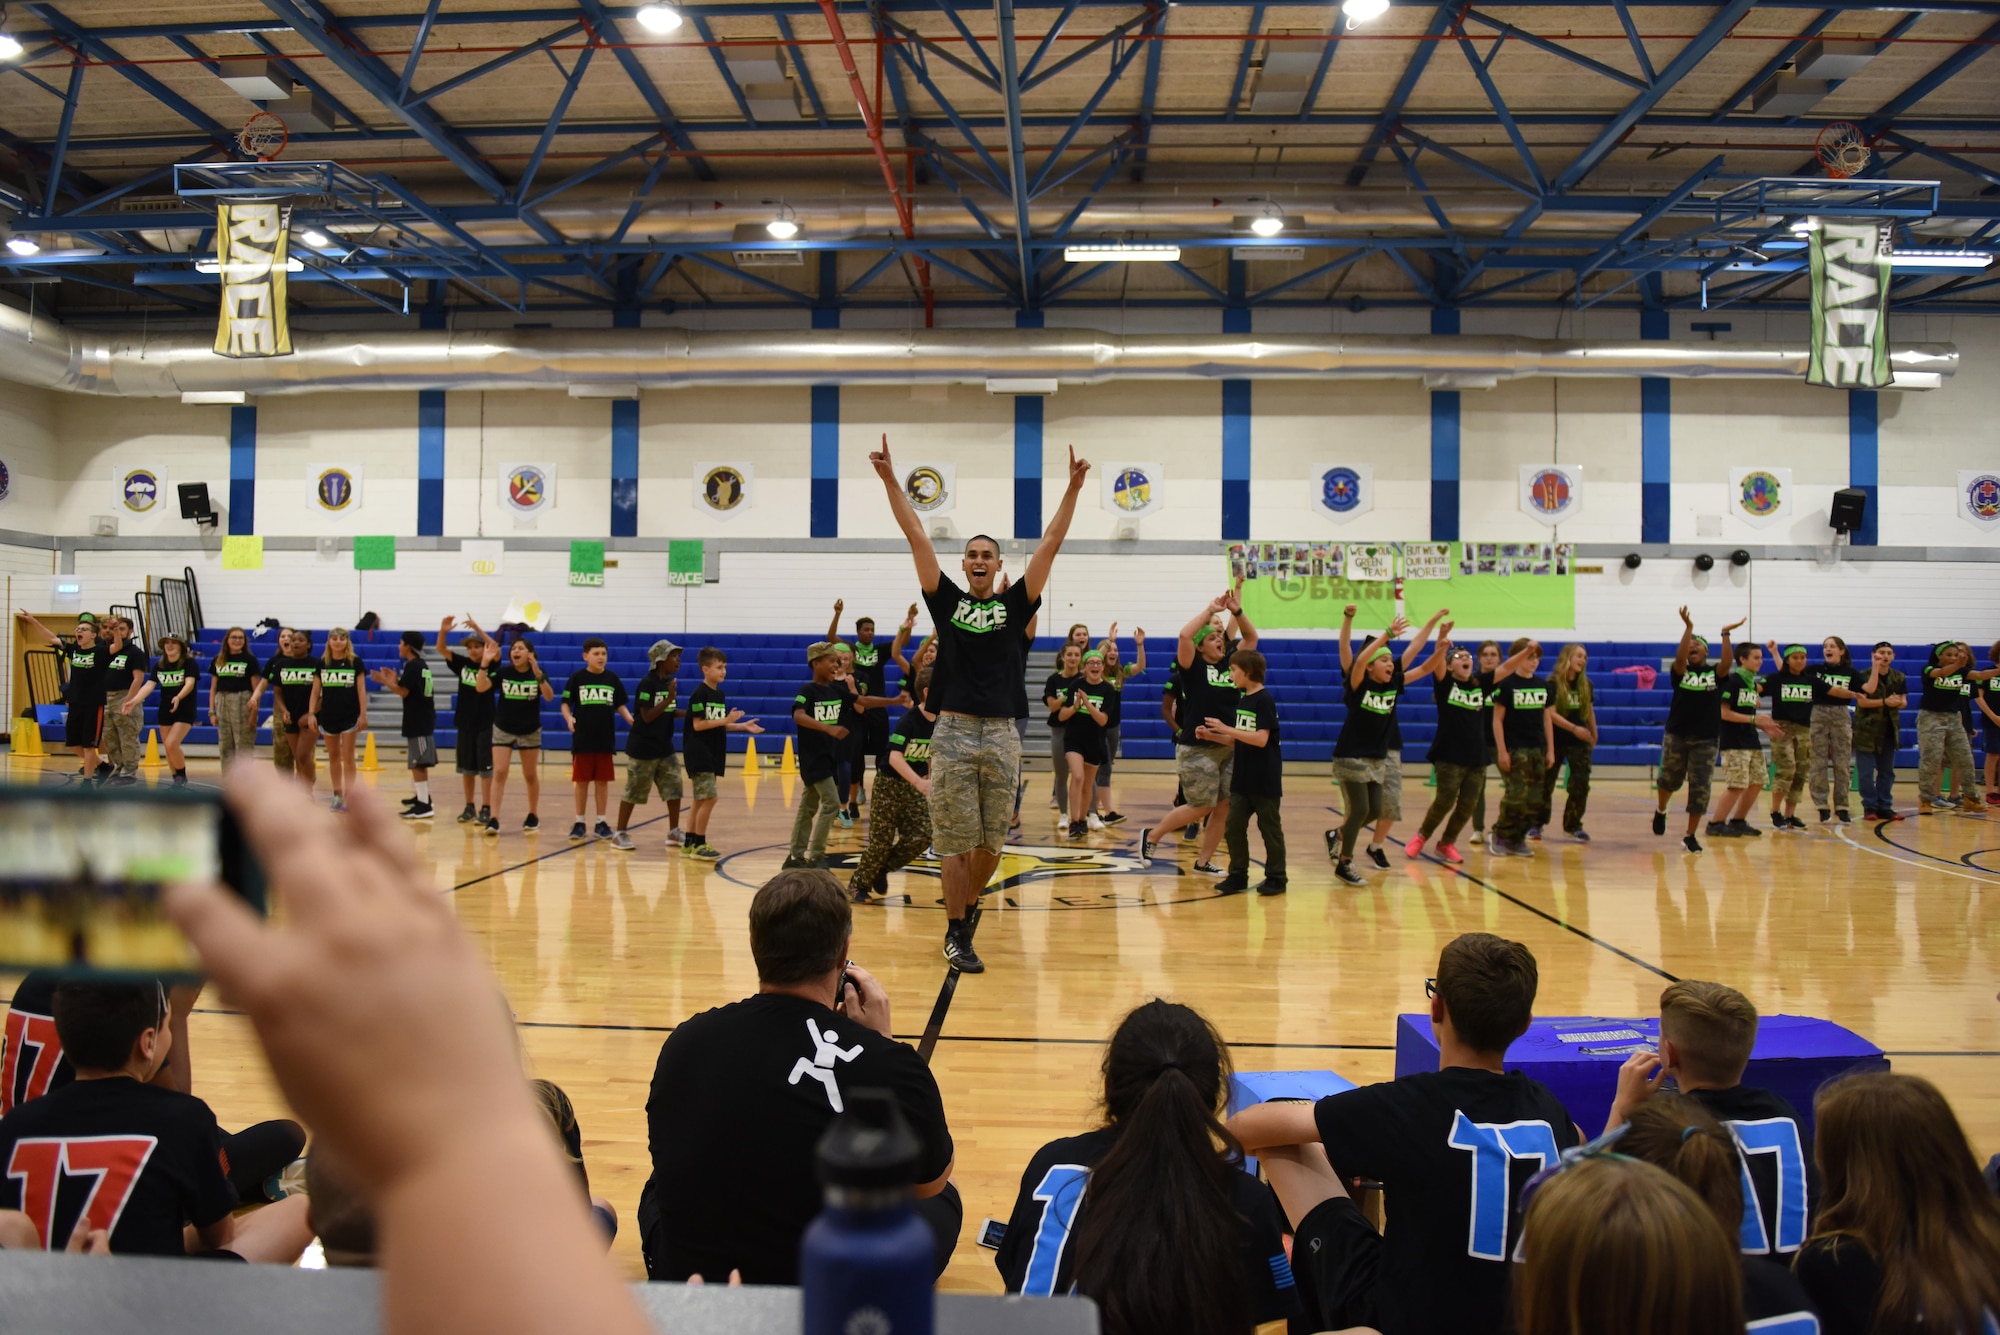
[[12, 717, 46, 757], [742, 734, 761, 774], [779, 735, 798, 775], [140, 729, 164, 769], [359, 731, 381, 772]]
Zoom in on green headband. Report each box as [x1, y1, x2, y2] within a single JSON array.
[[1363, 646, 1391, 665], [1082, 651, 1103, 663], [1193, 624, 1218, 646], [1690, 636, 1709, 650], [1784, 645, 1807, 659]]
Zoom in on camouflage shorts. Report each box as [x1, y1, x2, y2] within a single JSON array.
[[1175, 743, 1235, 808], [1718, 747, 1763, 789], [686, 769, 719, 801], [624, 754, 683, 804], [929, 715, 1020, 857], [1659, 732, 1717, 814]]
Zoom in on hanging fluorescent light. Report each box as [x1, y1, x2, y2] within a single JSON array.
[[194, 257, 306, 273], [1064, 243, 1182, 262], [766, 204, 800, 239], [1887, 249, 1992, 270], [1342, 0, 1390, 29], [635, 4, 684, 33], [5, 234, 39, 257], [300, 228, 331, 247]]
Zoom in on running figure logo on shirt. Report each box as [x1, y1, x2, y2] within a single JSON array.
[[787, 1019, 863, 1112], [950, 598, 1007, 632], [1738, 470, 1783, 518]]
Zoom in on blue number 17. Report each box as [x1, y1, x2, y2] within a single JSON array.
[[1447, 1113, 1560, 1262]]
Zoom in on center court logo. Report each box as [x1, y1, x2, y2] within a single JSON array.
[[725, 843, 1222, 906]]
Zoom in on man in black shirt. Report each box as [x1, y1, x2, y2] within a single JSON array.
[[1140, 592, 1261, 872], [1230, 934, 1579, 1335], [1652, 606, 1745, 855], [827, 600, 893, 818], [614, 641, 685, 852], [1761, 642, 1817, 830], [100, 617, 145, 783], [438, 616, 498, 824], [874, 434, 1091, 974], [637, 870, 958, 1284], [1604, 980, 1818, 1260], [1204, 649, 1284, 896], [17, 611, 108, 776], [0, 981, 311, 1260], [1489, 639, 1555, 858]]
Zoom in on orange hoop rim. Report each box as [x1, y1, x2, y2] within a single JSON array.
[[1815, 122, 1870, 180], [238, 110, 289, 162]]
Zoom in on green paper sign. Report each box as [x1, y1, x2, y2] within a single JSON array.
[[569, 539, 605, 588], [668, 539, 705, 587], [1234, 543, 1575, 630], [353, 536, 396, 571]]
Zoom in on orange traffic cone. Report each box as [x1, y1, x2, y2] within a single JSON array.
[[359, 731, 382, 772], [140, 729, 165, 769], [11, 717, 46, 757], [742, 734, 761, 774], [779, 735, 798, 775]]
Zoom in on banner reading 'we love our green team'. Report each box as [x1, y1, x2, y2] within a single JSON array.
[[1231, 541, 1576, 631]]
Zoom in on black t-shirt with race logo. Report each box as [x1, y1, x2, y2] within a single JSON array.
[[994, 1124, 1300, 1326], [0, 1077, 239, 1256], [1430, 674, 1490, 768], [152, 656, 199, 725], [1228, 688, 1282, 799], [1812, 662, 1858, 708], [849, 638, 888, 697], [1334, 664, 1403, 760], [627, 670, 678, 761], [562, 669, 628, 754], [398, 658, 435, 738], [210, 651, 258, 695], [64, 643, 107, 705], [642, 993, 953, 1285], [266, 653, 320, 723], [1062, 678, 1111, 756], [1666, 663, 1724, 740], [1720, 670, 1766, 752], [682, 683, 730, 775], [1921, 664, 1975, 714], [490, 664, 546, 736], [1043, 672, 1078, 728], [792, 680, 844, 783], [1175, 656, 1241, 748], [101, 644, 142, 700], [921, 573, 1039, 718], [1767, 669, 1816, 725], [1497, 675, 1550, 753], [1312, 1068, 1580, 1335], [889, 708, 937, 779], [2, 973, 68, 1115], [444, 651, 494, 729], [1689, 1084, 1819, 1259], [315, 657, 364, 733]]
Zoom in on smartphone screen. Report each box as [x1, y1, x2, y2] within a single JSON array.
[[977, 1218, 1007, 1249], [0, 785, 264, 977]]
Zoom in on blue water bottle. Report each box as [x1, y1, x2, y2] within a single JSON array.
[[801, 1088, 936, 1335]]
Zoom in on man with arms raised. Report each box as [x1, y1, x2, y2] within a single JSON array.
[[873, 434, 1090, 974]]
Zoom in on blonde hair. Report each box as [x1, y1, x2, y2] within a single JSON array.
[[1550, 644, 1592, 715], [1659, 980, 1758, 1087], [323, 628, 360, 667]]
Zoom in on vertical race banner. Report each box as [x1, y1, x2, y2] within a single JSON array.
[[213, 203, 293, 358], [1807, 221, 1890, 389]]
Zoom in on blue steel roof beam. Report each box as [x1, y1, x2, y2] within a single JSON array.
[[257, 0, 510, 199], [638, 252, 680, 300], [842, 249, 906, 296], [1462, 270, 1559, 302], [38, 59, 84, 221], [1610, 0, 1658, 83], [570, 0, 715, 181], [688, 15, 762, 125], [1391, 127, 1537, 198], [1166, 261, 1228, 302], [1036, 136, 1131, 293], [1034, 130, 1129, 204], [1864, 16, 2000, 132], [996, 0, 1038, 304], [516, 45, 599, 203], [679, 251, 815, 303], [1451, 26, 1548, 193], [878, 15, 1000, 91], [912, 248, 1016, 296], [872, 2, 920, 132], [525, 132, 668, 212], [404, 24, 585, 107], [772, 15, 830, 125], [1128, 3, 1165, 180], [1459, 11, 1646, 89], [1021, 0, 1083, 82], [1451, 198, 1546, 294], [606, 150, 676, 246], [1249, 246, 1377, 303], [1, 41, 76, 103], [1223, 5, 1266, 121], [1295, 27, 1342, 122], [1026, 22, 1151, 196], [1040, 260, 1111, 301], [916, 145, 1012, 236], [1384, 246, 1444, 304], [1574, 154, 1724, 280], [1709, 10, 1837, 119], [398, 0, 445, 101], [22, 7, 235, 153], [369, 172, 527, 294], [889, 42, 1013, 193], [1551, 0, 1758, 193], [1347, 0, 1469, 187], [1023, 8, 1157, 89], [928, 0, 1007, 86]]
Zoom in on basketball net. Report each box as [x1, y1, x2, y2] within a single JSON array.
[[1815, 122, 1870, 180]]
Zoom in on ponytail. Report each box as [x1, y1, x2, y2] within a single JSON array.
[[1617, 1093, 1746, 1239]]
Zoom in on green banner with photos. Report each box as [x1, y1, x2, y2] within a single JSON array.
[[1231, 541, 1575, 630]]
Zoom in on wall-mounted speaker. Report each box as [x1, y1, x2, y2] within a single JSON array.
[[1829, 488, 1868, 534]]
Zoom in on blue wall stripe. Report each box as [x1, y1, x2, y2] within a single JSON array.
[[1014, 394, 1043, 539], [610, 398, 639, 538], [810, 384, 839, 539], [417, 389, 445, 537], [1221, 380, 1251, 540], [1640, 308, 1671, 543], [228, 405, 255, 535], [1849, 389, 1879, 547], [1429, 390, 1460, 542]]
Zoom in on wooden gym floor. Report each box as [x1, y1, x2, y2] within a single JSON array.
[[4, 752, 1998, 1291]]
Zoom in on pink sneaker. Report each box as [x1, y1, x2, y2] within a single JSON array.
[[1437, 843, 1464, 864], [1404, 834, 1427, 858]]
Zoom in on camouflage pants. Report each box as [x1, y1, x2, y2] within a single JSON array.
[[851, 772, 932, 895], [1539, 738, 1593, 834], [1493, 749, 1549, 842], [1917, 710, 1976, 805], [272, 721, 294, 772], [1418, 762, 1485, 845], [1770, 720, 1813, 804], [215, 691, 257, 764], [102, 708, 141, 777], [1808, 705, 1852, 810]]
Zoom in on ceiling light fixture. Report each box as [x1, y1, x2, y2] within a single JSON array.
[[766, 204, 800, 239], [0, 33, 21, 60], [1064, 243, 1182, 262], [1342, 0, 1390, 29], [1249, 209, 1285, 238], [1788, 217, 1820, 235], [635, 4, 684, 34], [1888, 249, 1992, 270], [4, 229, 39, 257], [195, 257, 306, 273], [300, 229, 330, 247]]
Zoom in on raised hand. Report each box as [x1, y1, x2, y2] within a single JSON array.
[[1223, 588, 1242, 614], [833, 599, 844, 615], [1343, 604, 1358, 620], [1440, 621, 1455, 640], [1133, 627, 1145, 643], [903, 603, 918, 627], [1678, 605, 1693, 628], [869, 434, 895, 482], [1389, 615, 1411, 638], [440, 614, 456, 632], [1066, 444, 1091, 491], [1107, 621, 1119, 640], [1722, 616, 1748, 635]]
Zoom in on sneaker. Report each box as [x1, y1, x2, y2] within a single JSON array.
[[1788, 815, 1811, 829], [1404, 834, 1428, 859], [1193, 860, 1221, 875], [1254, 880, 1287, 896], [846, 802, 860, 821], [1683, 834, 1704, 854], [1470, 830, 1486, 845], [479, 805, 492, 824], [1571, 829, 1591, 843], [457, 803, 478, 824], [943, 926, 985, 974], [689, 842, 720, 861], [402, 801, 434, 821], [1939, 795, 1964, 809], [1727, 819, 1762, 838], [569, 821, 587, 841], [1213, 877, 1249, 896], [1068, 820, 1087, 840], [837, 811, 854, 829], [851, 884, 875, 904], [523, 813, 540, 832], [1055, 811, 1069, 831], [1099, 811, 1127, 826], [1334, 861, 1367, 886], [1918, 799, 1936, 815], [1491, 838, 1532, 857], [399, 795, 420, 808], [330, 796, 347, 814], [1085, 813, 1105, 832], [1047, 799, 1061, 810], [1525, 826, 1542, 841], [485, 817, 500, 837], [665, 829, 686, 847], [780, 855, 808, 870], [1966, 799, 1990, 814], [1880, 809, 1904, 822], [1835, 809, 1853, 824], [1818, 808, 1834, 824], [1771, 811, 1787, 830], [1138, 829, 1155, 866], [594, 819, 612, 838], [1652, 810, 1667, 837], [609, 831, 635, 851], [1366, 846, 1389, 870], [1437, 842, 1464, 864], [108, 774, 139, 788], [1324, 829, 1340, 862]]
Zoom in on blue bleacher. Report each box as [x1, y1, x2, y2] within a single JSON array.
[[171, 629, 1970, 769]]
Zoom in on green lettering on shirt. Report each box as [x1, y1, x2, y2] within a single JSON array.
[[1360, 689, 1397, 715], [950, 598, 1007, 632], [1513, 687, 1548, 710], [216, 659, 247, 677], [577, 683, 617, 707], [1234, 707, 1258, 732], [1446, 683, 1485, 711], [898, 736, 932, 766], [814, 700, 842, 725], [854, 644, 879, 667], [1678, 669, 1717, 693], [321, 666, 358, 688], [1780, 683, 1813, 703]]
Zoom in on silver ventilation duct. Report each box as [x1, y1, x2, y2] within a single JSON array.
[[0, 302, 1958, 396]]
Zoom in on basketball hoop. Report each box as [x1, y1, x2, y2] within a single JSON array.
[[237, 110, 289, 163], [1815, 122, 1870, 180]]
